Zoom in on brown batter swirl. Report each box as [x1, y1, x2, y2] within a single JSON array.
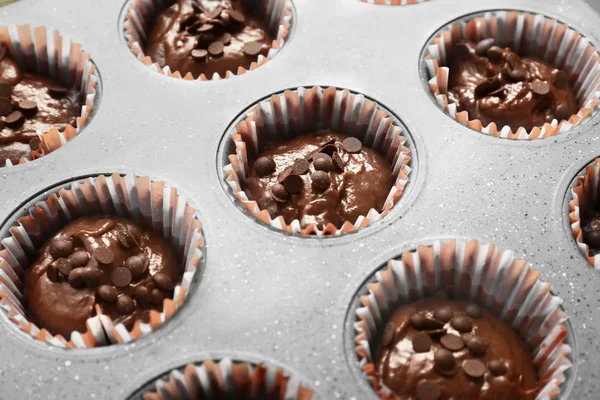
[[244, 131, 393, 230], [24, 216, 181, 338], [375, 298, 538, 400], [447, 39, 579, 132], [145, 0, 272, 78], [0, 54, 83, 164]]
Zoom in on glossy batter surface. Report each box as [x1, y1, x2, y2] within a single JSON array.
[[145, 0, 272, 78], [24, 216, 181, 338], [375, 298, 538, 400], [447, 39, 578, 132], [244, 131, 393, 229]]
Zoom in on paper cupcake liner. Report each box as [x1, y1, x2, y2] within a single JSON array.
[[0, 173, 204, 348], [136, 358, 314, 400], [123, 0, 293, 81], [0, 24, 98, 166], [424, 10, 600, 139], [353, 239, 572, 399], [223, 85, 412, 236], [360, 0, 429, 5], [568, 157, 600, 268]]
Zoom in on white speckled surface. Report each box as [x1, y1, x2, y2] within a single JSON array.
[[0, 0, 599, 399]]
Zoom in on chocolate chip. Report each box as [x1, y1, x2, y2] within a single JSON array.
[[450, 315, 473, 332], [46, 264, 59, 282], [191, 49, 208, 61], [284, 174, 304, 194], [461, 333, 474, 342], [440, 334, 464, 351], [197, 23, 214, 33], [229, 9, 245, 23], [416, 381, 440, 400], [292, 159, 309, 175], [219, 32, 232, 45], [313, 154, 334, 172], [125, 255, 145, 279], [434, 349, 456, 372], [97, 285, 118, 303], [243, 41, 262, 56], [454, 43, 471, 60], [5, 110, 23, 125], [489, 360, 508, 376], [134, 286, 151, 306], [423, 317, 445, 330], [94, 248, 114, 264], [311, 171, 331, 191], [474, 81, 493, 98], [411, 312, 426, 330], [70, 250, 90, 268], [55, 258, 72, 276], [18, 100, 37, 113], [116, 295, 136, 314], [271, 183, 289, 202], [29, 137, 41, 151], [463, 359, 486, 379], [69, 267, 102, 288], [412, 333, 432, 353], [433, 307, 453, 323], [151, 288, 166, 305], [382, 322, 395, 347], [342, 137, 362, 153], [0, 83, 11, 98], [486, 46, 504, 61], [48, 84, 68, 98], [0, 98, 12, 116], [0, 120, 5, 131], [153, 272, 174, 291], [425, 328, 448, 338], [332, 152, 344, 171], [466, 336, 487, 357], [191, 2, 204, 13], [117, 227, 133, 249], [50, 238, 74, 259], [531, 80, 550, 95], [204, 6, 222, 19], [111, 267, 132, 288], [552, 70, 569, 89], [508, 67, 527, 82], [254, 156, 276, 177], [555, 103, 572, 121], [475, 38, 494, 56], [320, 144, 337, 156], [465, 304, 482, 319], [208, 41, 224, 57]]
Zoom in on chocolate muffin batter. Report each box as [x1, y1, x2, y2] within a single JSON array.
[[0, 46, 83, 164], [244, 131, 393, 230], [24, 216, 181, 338], [581, 207, 600, 255], [375, 298, 538, 400], [447, 38, 578, 132], [145, 0, 272, 78]]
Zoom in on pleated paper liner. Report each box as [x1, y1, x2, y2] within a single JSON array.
[[223, 86, 412, 236], [353, 239, 572, 399], [0, 173, 204, 348], [423, 10, 600, 140], [123, 0, 293, 81], [0, 24, 98, 166], [568, 157, 600, 268], [135, 358, 314, 400], [360, 0, 429, 5]]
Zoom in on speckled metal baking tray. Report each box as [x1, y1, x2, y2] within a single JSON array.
[[0, 0, 599, 398]]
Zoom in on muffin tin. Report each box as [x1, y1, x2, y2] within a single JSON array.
[[1, 0, 600, 398]]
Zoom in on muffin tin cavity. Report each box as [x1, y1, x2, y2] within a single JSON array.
[[0, 173, 205, 349], [121, 0, 294, 81], [420, 10, 600, 140], [218, 86, 416, 237], [346, 239, 574, 399]]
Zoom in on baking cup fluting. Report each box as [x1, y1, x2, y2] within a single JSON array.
[[422, 10, 600, 140], [0, 24, 99, 166], [568, 157, 600, 268], [352, 239, 572, 399], [0, 173, 204, 348], [222, 85, 412, 236], [360, 0, 429, 5], [122, 0, 293, 81], [130, 358, 314, 399]]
